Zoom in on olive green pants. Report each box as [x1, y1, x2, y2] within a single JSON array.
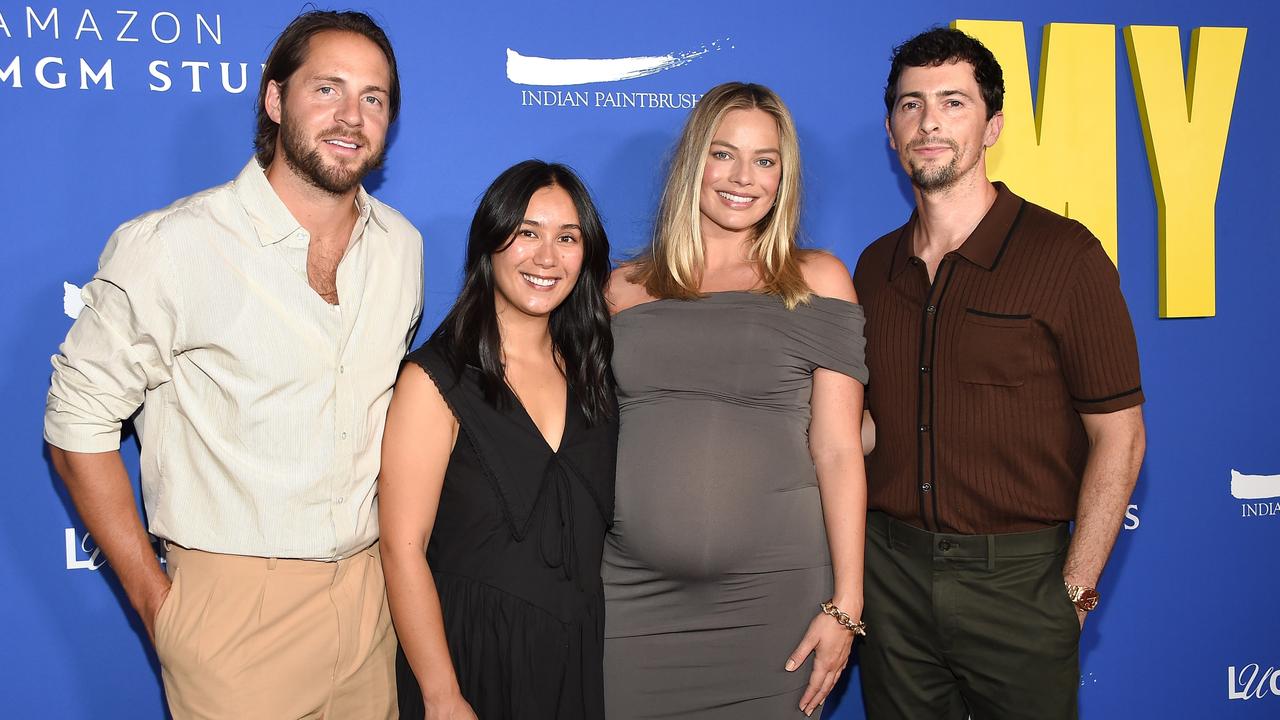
[[859, 512, 1080, 720]]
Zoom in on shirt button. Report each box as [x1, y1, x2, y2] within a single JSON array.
[[938, 540, 952, 551], [920, 365, 931, 373], [926, 305, 937, 314], [920, 483, 932, 492], [340, 431, 348, 440], [919, 425, 930, 433], [336, 496, 345, 504], [338, 365, 345, 374]]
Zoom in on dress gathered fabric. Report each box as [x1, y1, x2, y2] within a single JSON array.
[[396, 339, 617, 720], [603, 291, 868, 719]]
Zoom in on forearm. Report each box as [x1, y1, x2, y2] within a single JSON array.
[[381, 540, 462, 701], [815, 450, 868, 612], [49, 445, 168, 610], [1064, 416, 1146, 585]]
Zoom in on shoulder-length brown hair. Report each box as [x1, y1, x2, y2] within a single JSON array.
[[628, 82, 811, 309]]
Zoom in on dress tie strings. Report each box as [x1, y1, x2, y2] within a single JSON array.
[[538, 456, 580, 586]]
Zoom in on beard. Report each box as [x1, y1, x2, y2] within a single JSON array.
[[907, 137, 964, 192], [278, 110, 385, 196]]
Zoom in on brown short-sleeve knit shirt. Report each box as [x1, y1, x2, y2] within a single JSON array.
[[853, 183, 1144, 534]]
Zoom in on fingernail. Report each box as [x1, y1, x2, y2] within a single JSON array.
[[785, 659, 797, 671]]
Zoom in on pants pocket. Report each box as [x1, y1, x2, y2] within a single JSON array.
[[153, 566, 183, 660]]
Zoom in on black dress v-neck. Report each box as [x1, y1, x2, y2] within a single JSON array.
[[396, 338, 618, 720]]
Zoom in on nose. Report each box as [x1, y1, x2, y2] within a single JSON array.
[[918, 101, 941, 135], [335, 92, 364, 128], [729, 156, 752, 186], [532, 237, 557, 268]]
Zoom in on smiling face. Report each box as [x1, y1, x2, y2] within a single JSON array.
[[492, 184, 585, 322], [887, 60, 1003, 194], [697, 108, 782, 240], [266, 30, 392, 196]]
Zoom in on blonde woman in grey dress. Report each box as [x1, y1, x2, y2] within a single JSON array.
[[603, 82, 869, 718]]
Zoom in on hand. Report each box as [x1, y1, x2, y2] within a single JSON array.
[[1076, 607, 1087, 629], [785, 610, 857, 716], [136, 576, 172, 646], [424, 692, 478, 720]]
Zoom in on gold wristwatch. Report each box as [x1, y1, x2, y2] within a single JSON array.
[[1065, 582, 1100, 612]]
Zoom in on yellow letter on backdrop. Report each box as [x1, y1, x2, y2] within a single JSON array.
[[956, 20, 1118, 264], [1125, 26, 1246, 318]]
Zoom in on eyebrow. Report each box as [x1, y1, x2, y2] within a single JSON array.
[[521, 219, 582, 231], [310, 75, 389, 95], [898, 89, 975, 102], [709, 139, 781, 155]]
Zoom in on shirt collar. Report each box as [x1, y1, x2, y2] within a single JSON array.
[[232, 158, 387, 245], [889, 181, 1025, 280]]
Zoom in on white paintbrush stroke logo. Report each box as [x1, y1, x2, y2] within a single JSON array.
[[1231, 469, 1280, 500], [506, 40, 728, 86], [63, 282, 85, 319]]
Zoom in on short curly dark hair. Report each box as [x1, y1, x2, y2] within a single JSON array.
[[884, 27, 1004, 120]]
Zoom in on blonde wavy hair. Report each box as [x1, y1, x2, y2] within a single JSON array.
[[628, 82, 811, 309]]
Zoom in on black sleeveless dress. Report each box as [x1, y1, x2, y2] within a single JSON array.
[[396, 339, 618, 719]]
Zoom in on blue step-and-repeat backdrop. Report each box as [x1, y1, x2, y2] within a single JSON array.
[[1, 1, 1276, 717]]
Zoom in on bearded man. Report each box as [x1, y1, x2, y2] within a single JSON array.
[[853, 27, 1146, 719], [43, 11, 422, 719]]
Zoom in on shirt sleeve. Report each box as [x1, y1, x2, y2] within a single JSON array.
[[1054, 236, 1144, 414], [44, 218, 181, 452]]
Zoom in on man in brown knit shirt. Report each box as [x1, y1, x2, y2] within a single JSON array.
[[853, 28, 1146, 719]]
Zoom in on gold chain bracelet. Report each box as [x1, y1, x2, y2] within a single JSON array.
[[820, 600, 868, 636]]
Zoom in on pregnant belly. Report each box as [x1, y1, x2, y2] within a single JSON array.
[[609, 403, 830, 578]]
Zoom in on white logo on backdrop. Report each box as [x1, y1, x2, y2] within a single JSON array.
[[1228, 664, 1280, 700], [1231, 469, 1280, 518], [505, 41, 727, 86], [63, 281, 84, 319], [65, 527, 164, 570], [65, 527, 106, 570], [1123, 504, 1140, 530], [507, 40, 731, 110], [0, 7, 257, 94]]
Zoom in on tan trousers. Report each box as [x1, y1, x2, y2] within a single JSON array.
[[155, 543, 397, 719]]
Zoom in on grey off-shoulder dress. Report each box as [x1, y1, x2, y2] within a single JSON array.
[[603, 291, 868, 719]]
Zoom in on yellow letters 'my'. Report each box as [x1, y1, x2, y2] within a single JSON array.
[[956, 20, 1117, 264], [1126, 26, 1246, 318]]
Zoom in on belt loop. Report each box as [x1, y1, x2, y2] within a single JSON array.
[[268, 557, 278, 571], [886, 517, 897, 551], [986, 535, 996, 571]]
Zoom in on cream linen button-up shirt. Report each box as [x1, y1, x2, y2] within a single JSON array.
[[44, 159, 424, 560]]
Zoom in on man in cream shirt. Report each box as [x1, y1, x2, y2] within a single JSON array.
[[43, 11, 421, 718]]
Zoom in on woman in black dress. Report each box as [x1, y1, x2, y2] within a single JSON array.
[[380, 160, 616, 719]]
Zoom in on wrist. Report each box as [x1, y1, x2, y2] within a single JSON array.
[[126, 567, 171, 611], [820, 599, 868, 636], [1063, 580, 1100, 612], [829, 591, 863, 615], [420, 677, 463, 704]]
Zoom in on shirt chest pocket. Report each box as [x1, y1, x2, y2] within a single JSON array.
[[956, 309, 1032, 387]]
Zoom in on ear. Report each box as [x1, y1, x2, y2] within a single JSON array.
[[265, 80, 284, 125], [885, 116, 897, 151], [983, 110, 1004, 148]]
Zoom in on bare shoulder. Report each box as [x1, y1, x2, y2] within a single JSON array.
[[606, 263, 656, 315], [799, 250, 858, 302], [389, 361, 455, 429]]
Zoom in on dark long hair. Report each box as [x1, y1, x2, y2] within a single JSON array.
[[254, 10, 401, 167], [433, 160, 614, 424]]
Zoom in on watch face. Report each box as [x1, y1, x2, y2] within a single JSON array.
[[1077, 588, 1100, 611]]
